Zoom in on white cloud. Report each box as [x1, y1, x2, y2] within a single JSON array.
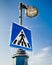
[[42, 47, 50, 52], [28, 47, 52, 65]]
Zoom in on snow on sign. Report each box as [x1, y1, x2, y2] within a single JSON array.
[[10, 23, 32, 51]]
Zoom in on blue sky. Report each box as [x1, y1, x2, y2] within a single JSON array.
[[0, 0, 52, 65]]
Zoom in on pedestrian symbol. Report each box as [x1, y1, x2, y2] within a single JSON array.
[[10, 23, 32, 51], [13, 29, 30, 48]]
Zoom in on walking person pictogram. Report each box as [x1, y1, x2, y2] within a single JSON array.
[[18, 31, 27, 47]]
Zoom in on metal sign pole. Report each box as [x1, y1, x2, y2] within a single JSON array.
[[19, 3, 22, 25], [12, 3, 29, 65]]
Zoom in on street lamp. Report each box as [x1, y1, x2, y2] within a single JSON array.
[[12, 2, 38, 65], [19, 3, 38, 25]]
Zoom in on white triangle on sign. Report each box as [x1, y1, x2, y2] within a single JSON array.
[[12, 29, 30, 48]]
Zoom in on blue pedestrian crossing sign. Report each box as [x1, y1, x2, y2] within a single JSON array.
[[10, 23, 32, 51]]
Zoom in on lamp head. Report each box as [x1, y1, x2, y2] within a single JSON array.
[[25, 6, 38, 17]]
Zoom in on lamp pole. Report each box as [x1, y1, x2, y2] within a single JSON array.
[[12, 2, 29, 65], [19, 3, 23, 25]]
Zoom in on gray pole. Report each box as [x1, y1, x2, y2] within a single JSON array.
[[19, 3, 22, 25], [12, 3, 29, 65]]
